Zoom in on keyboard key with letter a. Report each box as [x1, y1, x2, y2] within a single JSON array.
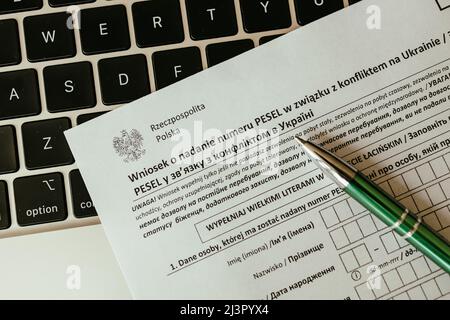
[[24, 12, 76, 62], [132, 0, 184, 48], [0, 69, 41, 120], [295, 0, 344, 25], [186, 0, 238, 40], [0, 126, 19, 174], [152, 47, 203, 90], [22, 118, 74, 170], [0, 181, 11, 230], [98, 54, 150, 105], [44, 61, 96, 113], [80, 5, 130, 55], [14, 173, 67, 227]]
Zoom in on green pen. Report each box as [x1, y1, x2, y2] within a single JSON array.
[[295, 136, 450, 274]]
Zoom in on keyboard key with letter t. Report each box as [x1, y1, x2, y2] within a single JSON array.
[[186, 0, 238, 40], [22, 118, 74, 170], [0, 181, 11, 230], [14, 173, 67, 227], [0, 126, 19, 174], [152, 47, 203, 90], [295, 0, 344, 25], [132, 0, 184, 48], [80, 5, 131, 55], [0, 69, 41, 120], [23, 12, 76, 62]]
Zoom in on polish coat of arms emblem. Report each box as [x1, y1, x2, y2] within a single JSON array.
[[113, 129, 146, 163]]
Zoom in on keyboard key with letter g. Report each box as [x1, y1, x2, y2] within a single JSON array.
[[14, 173, 67, 227]]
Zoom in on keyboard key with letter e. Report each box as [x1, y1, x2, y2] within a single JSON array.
[[0, 19, 21, 67], [0, 126, 19, 174], [0, 69, 41, 121], [22, 118, 74, 170], [152, 47, 203, 90], [80, 5, 131, 55], [0, 181, 11, 230], [70, 170, 97, 218], [98, 54, 150, 105], [24, 12, 76, 62], [186, 0, 238, 40], [14, 173, 67, 227], [132, 0, 184, 48], [44, 62, 96, 113], [295, 0, 344, 25]]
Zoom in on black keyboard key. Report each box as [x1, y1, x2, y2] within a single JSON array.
[[22, 118, 74, 170], [206, 39, 254, 67], [259, 34, 282, 45], [132, 0, 184, 48], [0, 126, 19, 174], [348, 0, 361, 4], [80, 5, 130, 55], [70, 170, 97, 218], [44, 62, 96, 113], [240, 0, 291, 33], [186, 0, 238, 40], [295, 0, 344, 25], [77, 112, 107, 125], [0, 181, 11, 230], [0, 69, 41, 120], [14, 173, 67, 226], [0, 19, 21, 67], [98, 54, 150, 105], [0, 0, 42, 15], [49, 0, 95, 7], [24, 12, 76, 62], [152, 47, 202, 90]]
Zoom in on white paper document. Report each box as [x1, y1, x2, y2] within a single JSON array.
[[66, 0, 450, 299]]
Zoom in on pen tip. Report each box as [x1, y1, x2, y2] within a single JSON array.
[[295, 135, 307, 146]]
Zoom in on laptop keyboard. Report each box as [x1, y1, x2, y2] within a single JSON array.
[[0, 0, 352, 238]]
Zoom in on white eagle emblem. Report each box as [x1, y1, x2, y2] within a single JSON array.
[[113, 129, 146, 163]]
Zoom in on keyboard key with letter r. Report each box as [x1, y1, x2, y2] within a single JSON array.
[[14, 173, 67, 227], [22, 118, 74, 170], [152, 47, 203, 90], [0, 69, 41, 121], [0, 181, 11, 230], [132, 0, 184, 48], [24, 12, 76, 62]]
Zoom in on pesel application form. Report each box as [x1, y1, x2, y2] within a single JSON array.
[[66, 0, 450, 299]]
